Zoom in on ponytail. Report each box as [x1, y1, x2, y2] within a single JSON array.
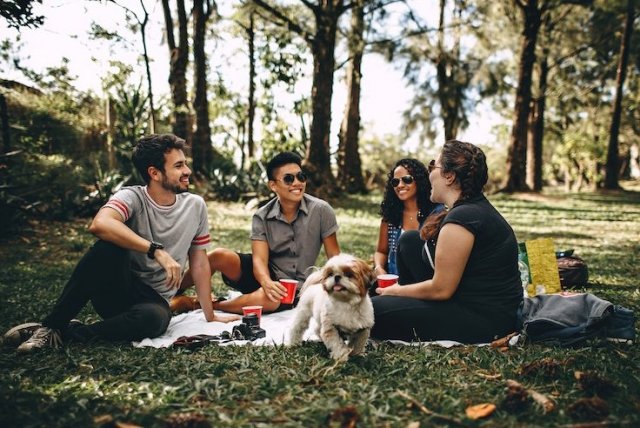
[[420, 210, 447, 241]]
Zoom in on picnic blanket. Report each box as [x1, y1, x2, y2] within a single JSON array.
[[133, 292, 634, 349], [132, 308, 469, 348]]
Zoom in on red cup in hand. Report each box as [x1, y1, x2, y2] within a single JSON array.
[[279, 279, 298, 304], [377, 274, 399, 288]]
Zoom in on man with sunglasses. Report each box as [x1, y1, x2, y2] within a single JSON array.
[[173, 151, 340, 314]]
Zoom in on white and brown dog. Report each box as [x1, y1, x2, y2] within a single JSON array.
[[288, 254, 375, 361]]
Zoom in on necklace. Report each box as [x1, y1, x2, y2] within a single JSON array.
[[406, 209, 420, 222]]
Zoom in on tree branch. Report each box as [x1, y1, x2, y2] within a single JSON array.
[[252, 0, 314, 44], [513, 0, 527, 10]]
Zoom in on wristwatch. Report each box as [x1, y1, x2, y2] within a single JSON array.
[[147, 241, 164, 259]]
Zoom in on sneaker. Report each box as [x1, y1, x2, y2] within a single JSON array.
[[16, 327, 63, 353], [2, 322, 42, 346], [603, 306, 636, 345]]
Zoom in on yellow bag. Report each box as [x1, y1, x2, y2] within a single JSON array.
[[523, 238, 562, 296]]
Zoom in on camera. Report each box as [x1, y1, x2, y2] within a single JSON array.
[[231, 313, 266, 340]]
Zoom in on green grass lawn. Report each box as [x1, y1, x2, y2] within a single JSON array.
[[1, 186, 639, 427]]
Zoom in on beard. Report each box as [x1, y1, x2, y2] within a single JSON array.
[[161, 175, 189, 194]]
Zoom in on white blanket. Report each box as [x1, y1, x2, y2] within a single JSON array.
[[133, 308, 477, 348]]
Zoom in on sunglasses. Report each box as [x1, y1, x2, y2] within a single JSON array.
[[391, 175, 414, 187], [276, 171, 307, 185], [428, 160, 442, 173]]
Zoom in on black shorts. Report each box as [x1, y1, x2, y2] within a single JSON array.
[[221, 253, 298, 311]]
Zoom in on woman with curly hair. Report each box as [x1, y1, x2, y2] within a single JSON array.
[[372, 141, 523, 344], [374, 158, 440, 279]]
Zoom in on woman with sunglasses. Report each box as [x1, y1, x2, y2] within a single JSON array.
[[371, 141, 523, 344], [374, 159, 440, 279]]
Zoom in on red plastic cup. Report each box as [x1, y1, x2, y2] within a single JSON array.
[[242, 305, 263, 322], [279, 279, 298, 304], [377, 274, 399, 288]]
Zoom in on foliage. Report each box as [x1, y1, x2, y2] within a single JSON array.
[[0, 80, 106, 237], [1, 189, 640, 426], [0, 0, 44, 29], [102, 61, 152, 176], [206, 161, 269, 202]]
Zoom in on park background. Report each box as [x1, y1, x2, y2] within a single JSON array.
[[1, 1, 639, 427]]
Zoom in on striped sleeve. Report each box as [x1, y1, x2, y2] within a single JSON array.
[[103, 198, 131, 221], [192, 233, 211, 247], [191, 196, 211, 250]]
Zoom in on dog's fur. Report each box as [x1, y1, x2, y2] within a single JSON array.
[[288, 254, 375, 361]]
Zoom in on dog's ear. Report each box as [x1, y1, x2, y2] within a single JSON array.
[[355, 259, 376, 290]]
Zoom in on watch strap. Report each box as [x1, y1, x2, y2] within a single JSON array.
[[147, 241, 164, 259]]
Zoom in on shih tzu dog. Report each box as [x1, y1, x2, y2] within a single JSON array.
[[288, 254, 375, 361]]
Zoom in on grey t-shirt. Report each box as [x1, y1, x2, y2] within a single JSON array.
[[103, 185, 210, 301], [250, 194, 338, 282]]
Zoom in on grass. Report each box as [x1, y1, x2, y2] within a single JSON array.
[[1, 185, 639, 427]]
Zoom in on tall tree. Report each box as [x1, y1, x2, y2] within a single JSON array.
[[337, 0, 366, 194], [192, 0, 216, 175], [247, 9, 257, 162], [252, 0, 350, 196], [234, 3, 257, 164], [503, 0, 542, 192], [0, 92, 10, 153], [526, 12, 552, 191], [436, 0, 468, 141], [605, 0, 636, 189], [161, 0, 191, 143], [504, 0, 592, 192], [371, 0, 480, 145], [107, 0, 157, 133]]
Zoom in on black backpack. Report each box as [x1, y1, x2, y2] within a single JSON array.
[[557, 255, 589, 288]]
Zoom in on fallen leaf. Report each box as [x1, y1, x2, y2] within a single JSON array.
[[465, 403, 496, 419], [567, 397, 610, 421], [328, 405, 359, 428], [93, 415, 113, 425], [115, 422, 143, 428], [574, 371, 616, 397]]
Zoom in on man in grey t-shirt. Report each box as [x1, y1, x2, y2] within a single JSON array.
[[5, 134, 238, 353], [175, 151, 340, 314]]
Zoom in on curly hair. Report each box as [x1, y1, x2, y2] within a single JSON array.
[[421, 140, 488, 240], [133, 134, 186, 184], [379, 158, 435, 226]]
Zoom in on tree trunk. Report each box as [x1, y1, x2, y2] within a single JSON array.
[[304, 3, 341, 196], [527, 50, 548, 191], [139, 2, 156, 134], [436, 0, 463, 141], [0, 93, 10, 153], [503, 0, 541, 192], [605, 0, 635, 189], [192, 0, 214, 176], [105, 96, 116, 170], [247, 9, 256, 162], [337, 0, 366, 194], [162, 0, 191, 143]]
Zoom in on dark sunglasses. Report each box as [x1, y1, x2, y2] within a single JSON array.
[[277, 171, 307, 185], [428, 159, 442, 173], [390, 175, 414, 187]]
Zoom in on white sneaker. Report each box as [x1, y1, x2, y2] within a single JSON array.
[[2, 322, 42, 346], [16, 327, 63, 353]]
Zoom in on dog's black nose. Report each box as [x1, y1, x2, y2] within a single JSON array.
[[334, 275, 342, 283]]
